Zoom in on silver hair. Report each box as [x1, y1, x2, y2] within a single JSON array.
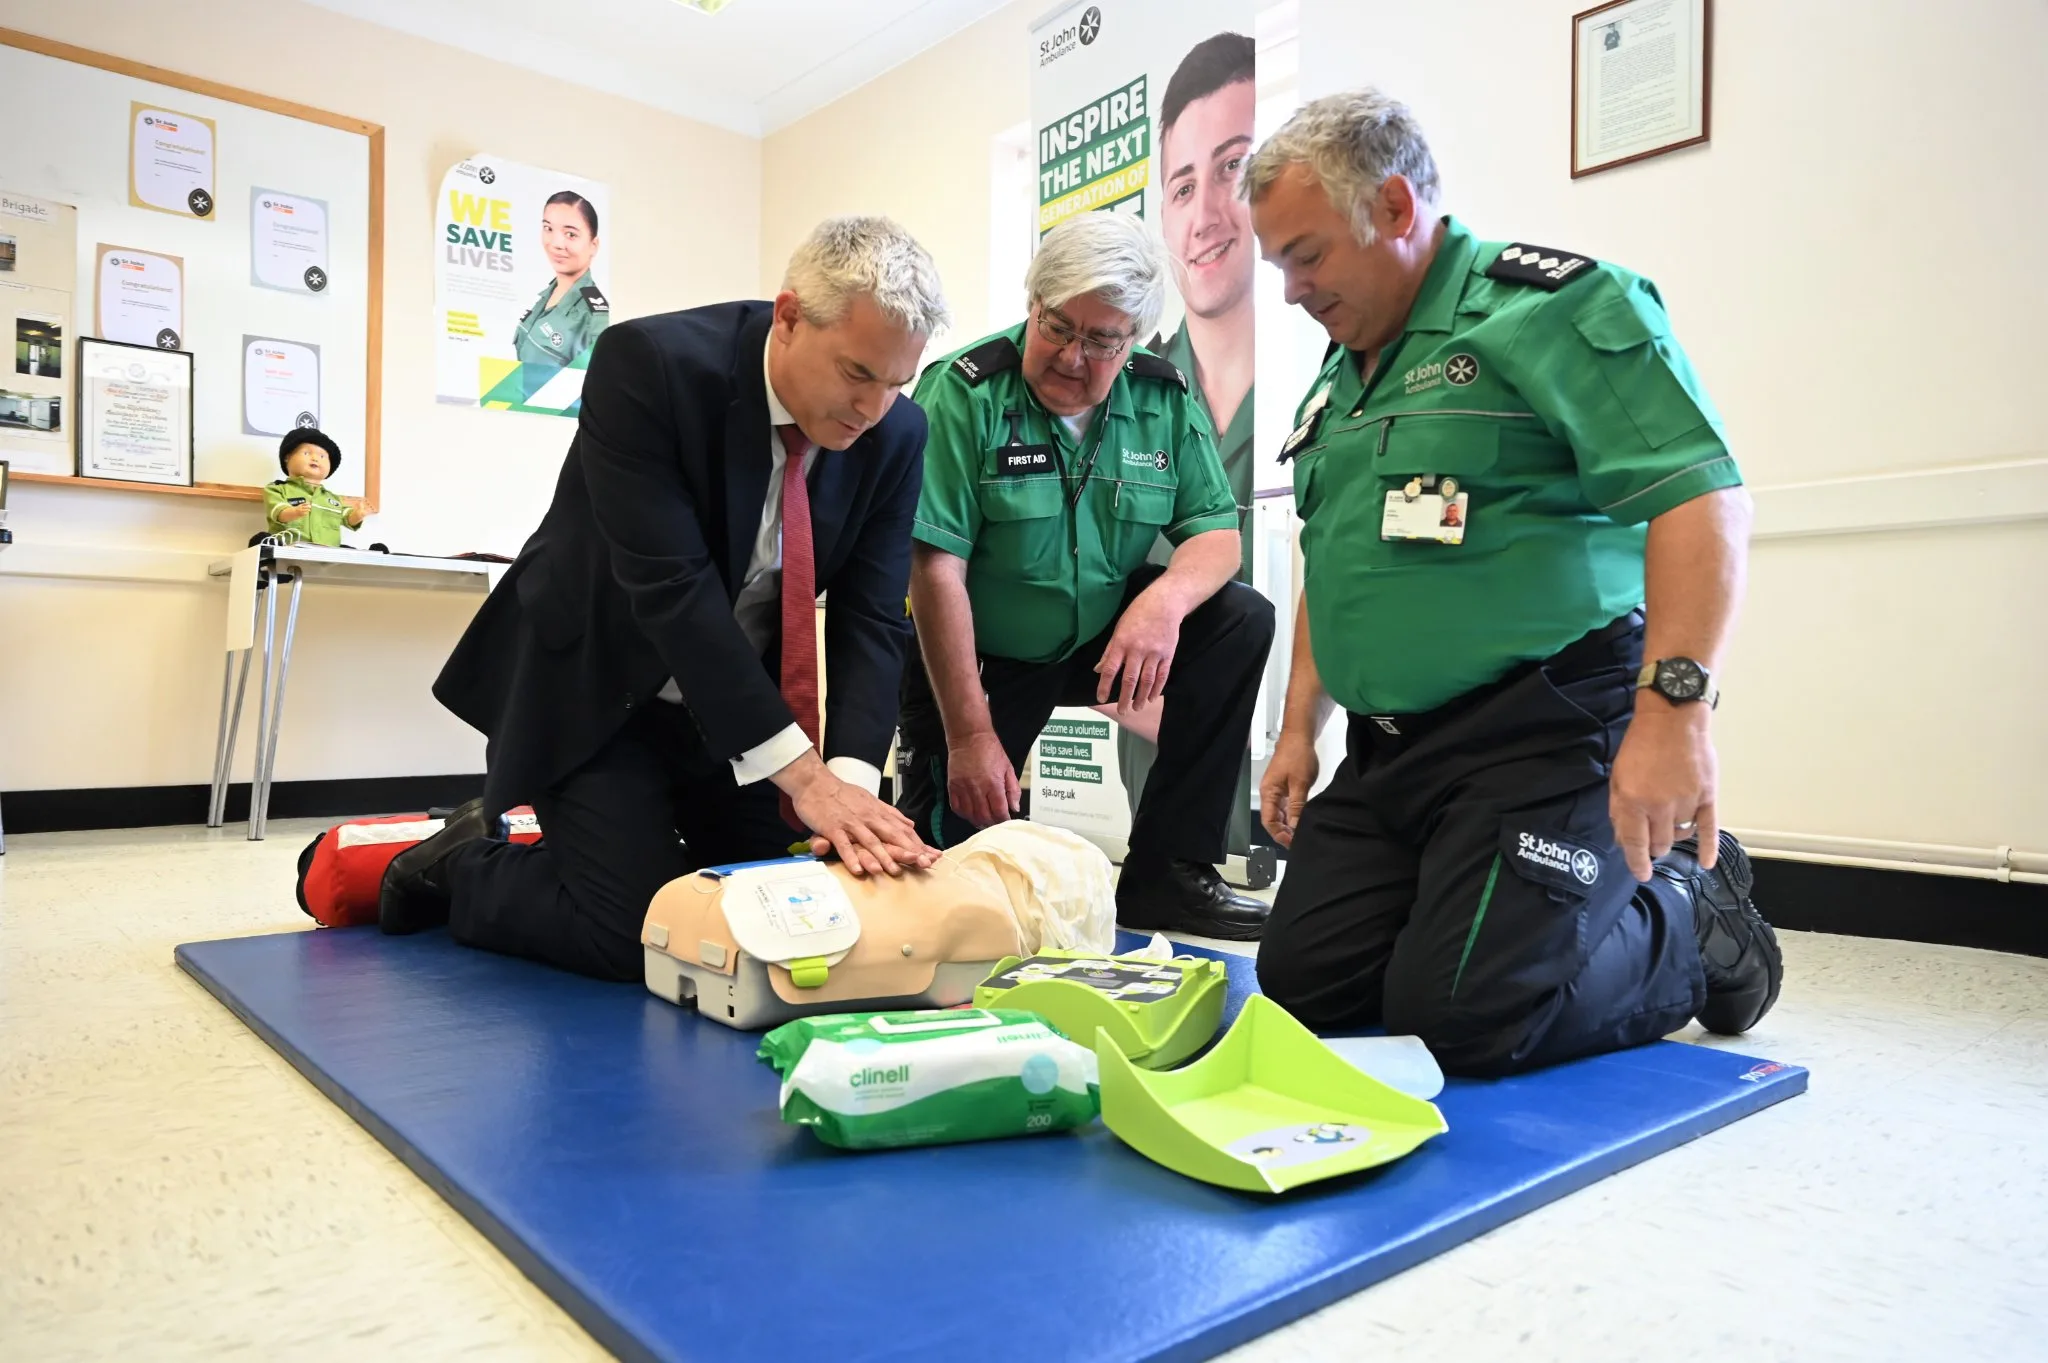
[[1024, 211, 1169, 341], [782, 215, 952, 336], [1243, 89, 1442, 244]]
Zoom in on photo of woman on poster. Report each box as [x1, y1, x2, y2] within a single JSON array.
[[512, 191, 609, 383]]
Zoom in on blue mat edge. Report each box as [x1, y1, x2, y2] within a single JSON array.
[[176, 936, 1808, 1363], [175, 940, 659, 1363]]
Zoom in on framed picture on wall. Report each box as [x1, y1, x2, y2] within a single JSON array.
[[1572, 0, 1712, 178], [76, 336, 194, 487]]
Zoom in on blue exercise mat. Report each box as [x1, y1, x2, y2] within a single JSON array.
[[177, 929, 1804, 1363]]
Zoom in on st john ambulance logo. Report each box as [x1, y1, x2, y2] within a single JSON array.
[[1517, 832, 1600, 886], [1079, 7, 1103, 44], [1445, 354, 1479, 386]]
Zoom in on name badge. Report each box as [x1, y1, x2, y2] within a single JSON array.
[[999, 446, 1054, 476], [1381, 482, 1470, 544], [1280, 384, 1334, 461]]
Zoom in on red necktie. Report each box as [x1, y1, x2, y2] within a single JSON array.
[[776, 424, 819, 832]]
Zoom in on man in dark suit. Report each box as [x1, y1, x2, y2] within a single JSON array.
[[380, 217, 952, 981]]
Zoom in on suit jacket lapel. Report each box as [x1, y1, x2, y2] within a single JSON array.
[[723, 309, 775, 595]]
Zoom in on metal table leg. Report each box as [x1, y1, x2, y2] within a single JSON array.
[[208, 645, 255, 828], [250, 570, 303, 841], [246, 567, 281, 841]]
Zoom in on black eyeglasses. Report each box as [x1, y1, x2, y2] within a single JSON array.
[[1035, 305, 1134, 363]]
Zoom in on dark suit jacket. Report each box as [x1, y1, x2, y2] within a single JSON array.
[[434, 301, 925, 813]]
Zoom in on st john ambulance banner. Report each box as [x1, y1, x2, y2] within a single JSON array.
[[1028, 0, 1258, 850], [434, 154, 613, 419]]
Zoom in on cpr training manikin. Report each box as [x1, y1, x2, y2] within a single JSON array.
[[640, 821, 1119, 1030]]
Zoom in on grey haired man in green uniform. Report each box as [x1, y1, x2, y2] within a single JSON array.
[[900, 211, 1276, 940], [1246, 89, 1783, 1075]]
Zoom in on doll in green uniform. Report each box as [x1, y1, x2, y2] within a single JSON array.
[[512, 190, 610, 393], [263, 428, 364, 547]]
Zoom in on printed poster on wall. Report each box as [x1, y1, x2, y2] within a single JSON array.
[[434, 154, 612, 419], [241, 336, 321, 437], [128, 103, 218, 220], [0, 189, 78, 475], [250, 189, 331, 294], [94, 245, 185, 350], [1028, 0, 1259, 850]]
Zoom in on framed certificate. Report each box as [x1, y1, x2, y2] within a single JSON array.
[[76, 336, 194, 486], [1572, 0, 1712, 178]]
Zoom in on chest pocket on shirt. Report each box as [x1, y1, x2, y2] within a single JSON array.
[[1107, 478, 1175, 568], [1375, 414, 1502, 477], [978, 475, 1067, 582], [1375, 415, 1507, 557]]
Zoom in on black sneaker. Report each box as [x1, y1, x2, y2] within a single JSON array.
[[1655, 831, 1783, 1034]]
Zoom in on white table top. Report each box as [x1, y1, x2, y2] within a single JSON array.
[[210, 544, 505, 650]]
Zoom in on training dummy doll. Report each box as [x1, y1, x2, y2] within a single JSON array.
[[642, 821, 1118, 1029], [263, 429, 365, 547]]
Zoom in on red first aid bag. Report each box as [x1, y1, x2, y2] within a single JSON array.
[[295, 807, 541, 927]]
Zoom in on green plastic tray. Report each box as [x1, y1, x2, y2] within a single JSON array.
[[1097, 995, 1450, 1194], [971, 951, 1227, 1070]]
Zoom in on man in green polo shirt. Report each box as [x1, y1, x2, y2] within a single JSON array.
[[900, 210, 1277, 940], [1244, 89, 1783, 1075]]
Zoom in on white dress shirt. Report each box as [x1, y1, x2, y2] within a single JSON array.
[[656, 342, 881, 796]]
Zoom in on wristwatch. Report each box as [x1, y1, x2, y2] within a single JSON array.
[[1636, 657, 1718, 708]]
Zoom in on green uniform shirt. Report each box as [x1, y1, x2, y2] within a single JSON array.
[[263, 475, 357, 547], [1285, 216, 1742, 715], [912, 323, 1241, 664], [1145, 322, 1255, 583], [513, 269, 610, 370]]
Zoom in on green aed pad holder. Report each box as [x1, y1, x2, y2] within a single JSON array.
[[971, 951, 1228, 1070], [1096, 995, 1450, 1194]]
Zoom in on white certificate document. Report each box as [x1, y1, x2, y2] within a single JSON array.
[[95, 245, 185, 349], [81, 344, 191, 484], [242, 336, 322, 436], [251, 189, 331, 294], [1574, 0, 1708, 173], [128, 104, 218, 219]]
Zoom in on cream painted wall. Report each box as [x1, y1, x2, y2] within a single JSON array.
[[1297, 0, 2047, 849], [760, 0, 1036, 350], [0, 0, 760, 793]]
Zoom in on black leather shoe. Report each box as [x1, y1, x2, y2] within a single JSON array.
[[1115, 855, 1271, 942], [378, 797, 491, 936], [1655, 831, 1783, 1034]]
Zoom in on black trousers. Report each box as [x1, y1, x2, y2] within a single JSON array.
[[896, 567, 1275, 863], [445, 702, 795, 981], [1256, 613, 1705, 1077]]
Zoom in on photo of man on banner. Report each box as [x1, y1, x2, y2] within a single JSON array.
[[1107, 31, 1260, 859]]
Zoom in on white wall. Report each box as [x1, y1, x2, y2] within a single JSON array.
[[0, 0, 761, 793], [761, 0, 1037, 351], [1299, 0, 2047, 849]]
